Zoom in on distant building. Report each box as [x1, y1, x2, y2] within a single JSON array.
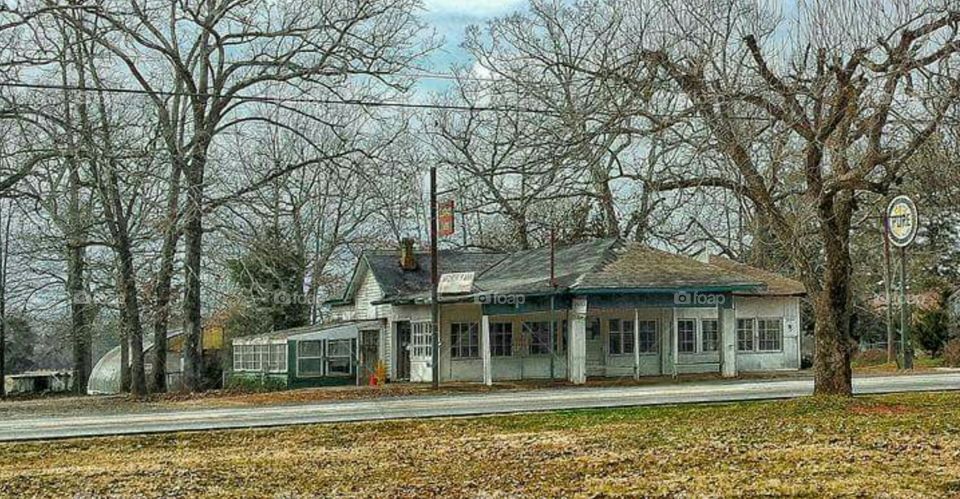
[[87, 322, 225, 395], [3, 370, 72, 395], [230, 238, 806, 386]]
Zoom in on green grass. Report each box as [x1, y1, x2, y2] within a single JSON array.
[[2, 392, 960, 497]]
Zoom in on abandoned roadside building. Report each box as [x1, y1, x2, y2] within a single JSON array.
[[230, 238, 805, 387]]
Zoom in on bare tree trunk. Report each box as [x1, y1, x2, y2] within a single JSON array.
[[116, 233, 147, 396], [120, 312, 129, 392], [812, 198, 854, 396], [66, 239, 91, 394], [182, 0, 214, 392], [812, 287, 853, 395], [181, 166, 204, 391], [0, 200, 7, 398], [151, 160, 182, 393]]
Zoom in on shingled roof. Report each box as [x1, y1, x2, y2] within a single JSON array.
[[365, 249, 506, 300], [573, 242, 764, 292], [334, 239, 806, 305], [473, 238, 620, 295], [707, 255, 806, 296]]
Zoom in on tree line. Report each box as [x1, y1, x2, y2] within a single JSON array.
[[1, 0, 959, 397]]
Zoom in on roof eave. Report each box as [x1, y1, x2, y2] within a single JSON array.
[[573, 284, 765, 294]]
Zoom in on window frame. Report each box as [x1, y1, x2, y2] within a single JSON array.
[[522, 321, 563, 356], [411, 321, 434, 359], [607, 318, 635, 356], [490, 322, 513, 357], [450, 322, 480, 359], [736, 318, 755, 352], [296, 340, 325, 377], [736, 317, 784, 353], [677, 319, 697, 354], [756, 318, 784, 352], [701, 319, 720, 353], [325, 338, 354, 377], [638, 319, 659, 354]]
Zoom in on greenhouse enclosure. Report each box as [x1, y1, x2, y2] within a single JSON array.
[[88, 324, 225, 395], [230, 320, 382, 388]]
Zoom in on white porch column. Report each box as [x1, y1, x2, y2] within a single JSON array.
[[720, 302, 737, 378], [568, 298, 588, 384], [633, 309, 641, 380], [481, 315, 492, 386]]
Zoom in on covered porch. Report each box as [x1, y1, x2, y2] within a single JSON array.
[[452, 291, 739, 385]]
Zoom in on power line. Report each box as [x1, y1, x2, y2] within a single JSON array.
[[0, 81, 559, 115], [3, 81, 956, 126]]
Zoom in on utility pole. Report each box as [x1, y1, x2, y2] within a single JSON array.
[[883, 214, 896, 365], [549, 227, 556, 381], [0, 201, 6, 399], [430, 165, 440, 389]]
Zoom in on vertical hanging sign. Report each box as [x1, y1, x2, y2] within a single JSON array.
[[438, 199, 455, 237]]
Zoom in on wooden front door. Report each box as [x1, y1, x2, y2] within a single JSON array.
[[395, 321, 412, 381]]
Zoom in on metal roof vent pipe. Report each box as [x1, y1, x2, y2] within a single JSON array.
[[399, 237, 419, 271]]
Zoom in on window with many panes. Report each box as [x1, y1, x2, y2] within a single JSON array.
[[244, 345, 261, 371], [326, 339, 353, 375], [491, 322, 513, 357], [297, 340, 323, 376], [412, 321, 434, 358], [757, 319, 783, 351], [701, 319, 719, 352], [523, 321, 552, 355], [638, 320, 658, 353], [450, 322, 479, 358], [259, 344, 286, 372], [736, 319, 755, 351], [608, 319, 635, 355], [677, 319, 696, 353], [233, 346, 243, 371]]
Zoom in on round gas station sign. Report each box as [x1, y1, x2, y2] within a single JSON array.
[[886, 195, 919, 248]]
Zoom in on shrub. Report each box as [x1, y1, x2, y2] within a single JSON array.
[[942, 339, 960, 368], [225, 374, 286, 393], [852, 348, 888, 367], [914, 307, 950, 356]]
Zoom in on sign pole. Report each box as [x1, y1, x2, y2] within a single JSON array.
[[886, 195, 918, 371], [882, 213, 896, 365], [900, 246, 913, 370], [430, 165, 440, 389]]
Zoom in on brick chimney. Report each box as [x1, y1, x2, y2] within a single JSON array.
[[399, 238, 418, 271]]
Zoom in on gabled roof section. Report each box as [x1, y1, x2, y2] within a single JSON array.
[[474, 238, 620, 295], [332, 239, 811, 304], [707, 256, 806, 296], [329, 248, 507, 305], [572, 242, 763, 292]]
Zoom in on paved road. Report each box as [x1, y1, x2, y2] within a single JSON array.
[[2, 373, 958, 442]]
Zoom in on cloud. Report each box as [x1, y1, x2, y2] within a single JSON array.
[[423, 0, 526, 18]]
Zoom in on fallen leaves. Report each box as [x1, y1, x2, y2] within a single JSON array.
[[1, 392, 960, 497]]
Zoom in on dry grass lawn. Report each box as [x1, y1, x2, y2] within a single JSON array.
[[2, 391, 960, 497]]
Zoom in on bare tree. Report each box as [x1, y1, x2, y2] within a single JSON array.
[[61, 0, 430, 391], [602, 0, 959, 394]]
